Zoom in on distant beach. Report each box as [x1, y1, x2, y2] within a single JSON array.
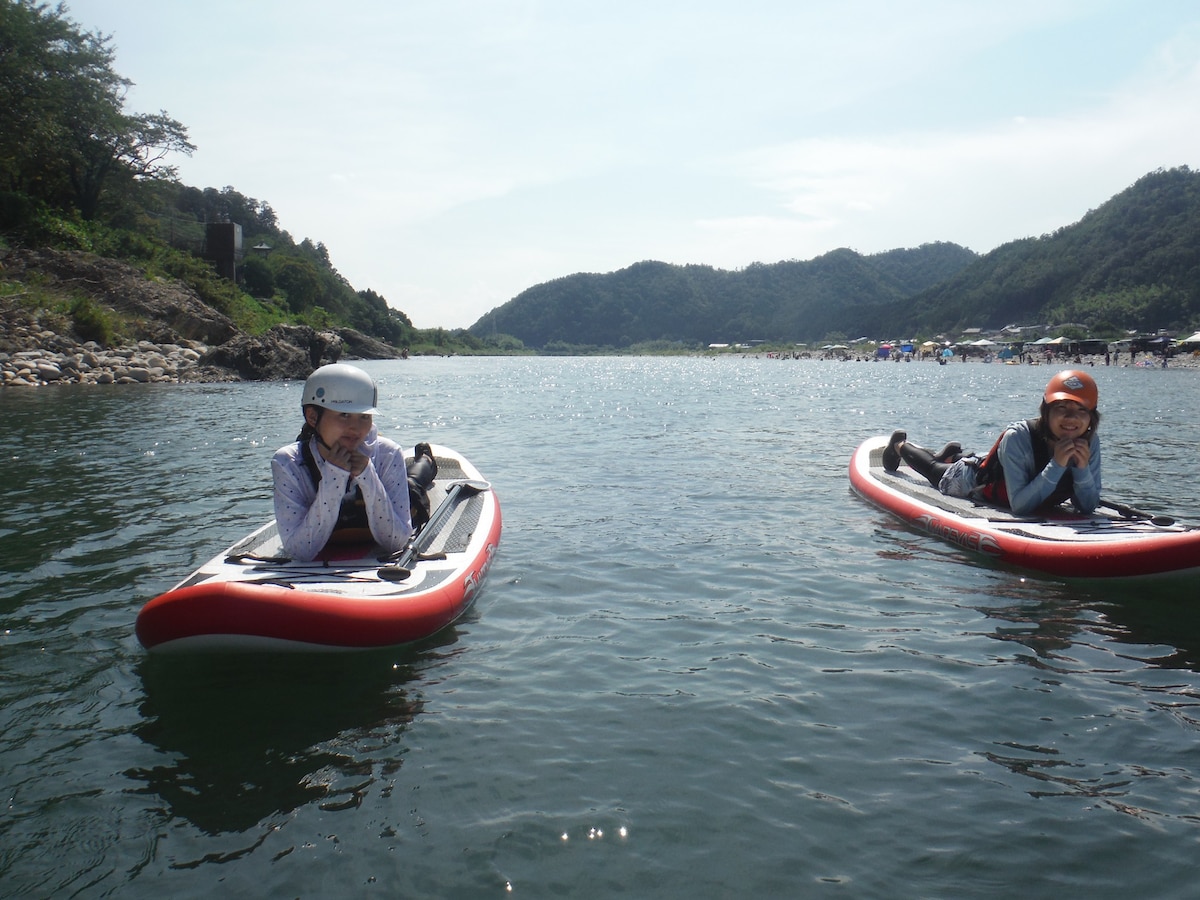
[[790, 349, 1200, 369]]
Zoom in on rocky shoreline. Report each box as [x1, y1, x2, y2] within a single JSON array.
[[3, 338, 213, 386], [0, 310, 400, 387], [1, 247, 401, 387]]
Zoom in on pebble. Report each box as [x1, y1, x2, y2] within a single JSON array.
[[0, 328, 212, 387]]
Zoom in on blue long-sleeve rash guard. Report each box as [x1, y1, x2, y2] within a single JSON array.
[[996, 419, 1101, 516]]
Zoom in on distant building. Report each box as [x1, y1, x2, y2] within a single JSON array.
[[204, 222, 243, 281]]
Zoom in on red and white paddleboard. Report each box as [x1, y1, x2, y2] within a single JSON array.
[[137, 445, 501, 652], [850, 434, 1200, 580]]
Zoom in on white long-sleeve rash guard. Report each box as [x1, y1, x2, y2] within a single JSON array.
[[271, 426, 413, 561]]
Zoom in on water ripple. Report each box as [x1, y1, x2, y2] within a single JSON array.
[[3, 360, 1200, 897]]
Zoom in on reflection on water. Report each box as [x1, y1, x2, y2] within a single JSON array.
[[128, 649, 431, 836], [974, 577, 1200, 674], [1092, 586, 1200, 673], [961, 576, 1200, 825], [976, 743, 1135, 801]]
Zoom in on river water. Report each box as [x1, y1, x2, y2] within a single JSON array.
[[2, 356, 1200, 898]]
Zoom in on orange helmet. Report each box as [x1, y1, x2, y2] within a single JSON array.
[[1043, 369, 1098, 410]]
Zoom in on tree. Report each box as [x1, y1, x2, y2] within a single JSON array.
[[0, 1, 194, 220], [273, 256, 323, 313], [68, 107, 194, 219], [241, 255, 275, 298], [1, 0, 78, 193]]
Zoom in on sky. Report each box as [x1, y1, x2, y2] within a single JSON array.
[[60, 0, 1200, 329]]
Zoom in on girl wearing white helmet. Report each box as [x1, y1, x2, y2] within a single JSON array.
[[271, 363, 433, 560], [881, 369, 1102, 516]]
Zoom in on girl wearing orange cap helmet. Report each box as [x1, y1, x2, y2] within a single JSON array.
[[882, 369, 1101, 516]]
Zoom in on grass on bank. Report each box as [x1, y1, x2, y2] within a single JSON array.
[[3, 216, 504, 354]]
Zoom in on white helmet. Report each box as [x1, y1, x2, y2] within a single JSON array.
[[301, 364, 378, 414]]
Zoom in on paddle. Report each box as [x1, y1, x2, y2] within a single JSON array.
[[226, 552, 293, 564], [378, 479, 491, 581], [1099, 499, 1177, 527]]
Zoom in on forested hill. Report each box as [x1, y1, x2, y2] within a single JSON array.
[[470, 166, 1200, 350], [888, 167, 1200, 338], [470, 242, 978, 350]]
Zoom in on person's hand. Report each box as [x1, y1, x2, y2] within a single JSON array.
[[345, 448, 369, 477], [320, 441, 369, 477], [1052, 436, 1090, 469]]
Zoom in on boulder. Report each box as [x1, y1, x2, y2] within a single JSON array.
[[198, 325, 343, 381], [335, 328, 402, 360]]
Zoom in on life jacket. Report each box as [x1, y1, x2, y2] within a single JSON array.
[[299, 439, 372, 544], [973, 419, 1074, 510], [299, 439, 438, 542]]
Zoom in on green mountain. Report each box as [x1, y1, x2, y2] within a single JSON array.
[[470, 242, 977, 349], [471, 167, 1200, 349], [893, 167, 1200, 337]]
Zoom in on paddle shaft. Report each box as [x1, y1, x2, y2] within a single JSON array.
[[379, 479, 489, 579]]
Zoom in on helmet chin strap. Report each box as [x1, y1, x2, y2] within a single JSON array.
[[299, 405, 331, 449]]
